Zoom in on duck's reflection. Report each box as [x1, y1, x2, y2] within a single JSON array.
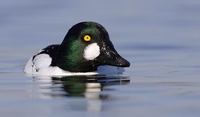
[[32, 75, 130, 111], [58, 77, 102, 98], [35, 75, 130, 98]]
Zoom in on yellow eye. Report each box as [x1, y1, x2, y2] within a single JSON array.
[[83, 35, 92, 42]]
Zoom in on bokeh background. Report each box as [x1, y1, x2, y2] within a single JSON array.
[[2, 0, 200, 49]]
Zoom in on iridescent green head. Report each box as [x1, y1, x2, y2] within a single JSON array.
[[55, 22, 130, 72]]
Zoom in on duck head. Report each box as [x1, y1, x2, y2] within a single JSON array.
[[56, 22, 130, 72]]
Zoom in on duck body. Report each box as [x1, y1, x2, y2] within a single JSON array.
[[24, 22, 130, 76]]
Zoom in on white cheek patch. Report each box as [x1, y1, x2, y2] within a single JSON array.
[[84, 43, 100, 60]]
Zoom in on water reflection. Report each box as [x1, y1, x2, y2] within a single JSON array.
[[31, 75, 130, 111], [33, 75, 130, 98], [53, 76, 103, 98]]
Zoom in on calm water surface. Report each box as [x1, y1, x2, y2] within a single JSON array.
[[1, 0, 200, 117]]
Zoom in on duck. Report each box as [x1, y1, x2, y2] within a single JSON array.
[[24, 21, 130, 76]]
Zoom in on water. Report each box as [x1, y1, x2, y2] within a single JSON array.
[[1, 0, 200, 117]]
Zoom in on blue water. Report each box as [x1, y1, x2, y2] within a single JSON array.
[[1, 0, 200, 117]]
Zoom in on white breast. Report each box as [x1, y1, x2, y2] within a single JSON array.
[[24, 54, 52, 74], [24, 53, 97, 76]]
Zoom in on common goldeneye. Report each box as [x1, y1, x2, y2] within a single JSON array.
[[24, 21, 130, 76]]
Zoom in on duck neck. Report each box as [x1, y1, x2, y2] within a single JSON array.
[[55, 41, 97, 72]]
